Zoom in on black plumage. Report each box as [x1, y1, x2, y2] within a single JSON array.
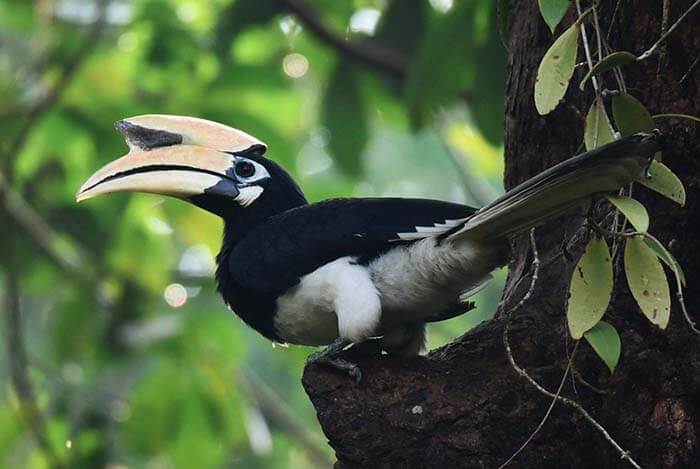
[[77, 115, 662, 366], [216, 196, 476, 340]]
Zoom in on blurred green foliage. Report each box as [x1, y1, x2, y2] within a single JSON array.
[[0, 0, 506, 467]]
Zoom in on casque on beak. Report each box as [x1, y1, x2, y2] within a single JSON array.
[[76, 115, 266, 202]]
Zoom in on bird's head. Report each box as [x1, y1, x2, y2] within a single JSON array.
[[77, 115, 306, 218]]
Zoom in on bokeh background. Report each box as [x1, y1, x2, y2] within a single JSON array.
[[0, 0, 506, 467]]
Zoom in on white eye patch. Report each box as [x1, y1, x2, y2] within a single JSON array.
[[231, 157, 269, 206], [235, 186, 264, 207], [232, 157, 270, 185]]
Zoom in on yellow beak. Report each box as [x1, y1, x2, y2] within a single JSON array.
[[76, 115, 266, 202]]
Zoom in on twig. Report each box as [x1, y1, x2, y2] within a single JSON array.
[[576, 0, 600, 92], [499, 229, 540, 314], [499, 342, 579, 468], [1, 237, 63, 468], [0, 174, 92, 283], [679, 55, 699, 85], [237, 368, 333, 467], [572, 366, 611, 395], [606, 0, 623, 41], [637, 0, 700, 61], [656, 0, 671, 72], [276, 0, 408, 77], [576, 1, 616, 136], [501, 230, 642, 468]]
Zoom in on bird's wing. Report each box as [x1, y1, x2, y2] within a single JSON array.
[[227, 198, 476, 293]]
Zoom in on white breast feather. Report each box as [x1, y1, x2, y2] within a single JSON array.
[[274, 257, 381, 345]]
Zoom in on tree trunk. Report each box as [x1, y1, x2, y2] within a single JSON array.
[[302, 1, 700, 467]]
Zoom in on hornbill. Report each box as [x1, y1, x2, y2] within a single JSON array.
[[77, 115, 661, 380]]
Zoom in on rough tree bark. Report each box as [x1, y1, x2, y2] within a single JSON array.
[[302, 1, 700, 467]]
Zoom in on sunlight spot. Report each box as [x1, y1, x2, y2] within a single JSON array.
[[65, 440, 72, 449], [146, 216, 173, 235], [245, 406, 273, 455], [309, 126, 330, 148], [297, 144, 332, 176], [120, 315, 182, 347], [117, 31, 138, 52], [178, 244, 215, 277], [164, 283, 187, 308], [349, 8, 380, 35], [429, 0, 453, 13], [185, 286, 202, 299], [283, 53, 309, 78], [176, 3, 198, 23], [278, 16, 301, 36]]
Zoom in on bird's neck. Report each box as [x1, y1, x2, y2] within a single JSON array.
[[222, 188, 307, 246], [215, 185, 307, 306]]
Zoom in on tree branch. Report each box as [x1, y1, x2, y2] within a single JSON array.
[[276, 0, 409, 77], [0, 174, 92, 283]]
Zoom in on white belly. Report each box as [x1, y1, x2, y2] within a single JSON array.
[[274, 257, 381, 345], [272, 238, 500, 346]]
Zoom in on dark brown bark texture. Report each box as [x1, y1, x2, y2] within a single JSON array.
[[302, 1, 700, 467]]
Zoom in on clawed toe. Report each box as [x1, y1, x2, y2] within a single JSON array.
[[307, 338, 363, 382]]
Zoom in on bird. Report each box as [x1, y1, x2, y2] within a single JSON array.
[[77, 115, 661, 380]]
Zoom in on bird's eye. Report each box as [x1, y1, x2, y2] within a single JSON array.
[[235, 161, 256, 179]]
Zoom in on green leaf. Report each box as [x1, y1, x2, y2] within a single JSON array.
[[322, 62, 368, 177], [624, 236, 671, 328], [567, 236, 613, 339], [584, 321, 621, 373], [637, 160, 686, 206], [612, 93, 655, 137], [534, 23, 579, 115], [404, 1, 476, 127], [643, 236, 687, 287], [605, 195, 649, 232], [213, 0, 281, 60], [579, 51, 636, 91], [375, 0, 428, 56], [652, 113, 700, 123], [538, 0, 570, 33], [584, 98, 615, 150]]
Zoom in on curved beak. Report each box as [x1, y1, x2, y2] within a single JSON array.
[[76, 115, 266, 202]]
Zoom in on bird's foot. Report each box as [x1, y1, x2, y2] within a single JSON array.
[[307, 338, 362, 383]]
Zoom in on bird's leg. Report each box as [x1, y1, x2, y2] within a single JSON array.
[[307, 337, 362, 383]]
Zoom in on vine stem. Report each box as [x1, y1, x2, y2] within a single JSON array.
[[575, 0, 616, 137], [499, 342, 580, 468], [637, 0, 700, 61], [501, 229, 642, 468]]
